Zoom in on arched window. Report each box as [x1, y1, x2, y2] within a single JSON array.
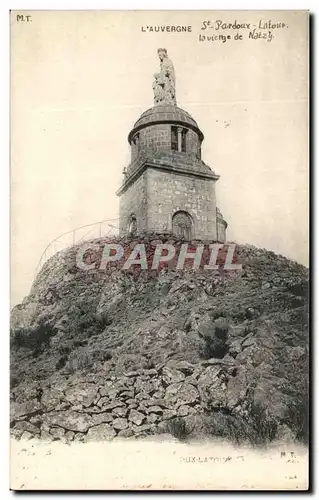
[[171, 126, 188, 152], [128, 214, 137, 235], [171, 126, 178, 151], [172, 211, 193, 240], [181, 129, 187, 152]]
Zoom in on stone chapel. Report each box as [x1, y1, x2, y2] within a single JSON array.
[[116, 48, 227, 242]]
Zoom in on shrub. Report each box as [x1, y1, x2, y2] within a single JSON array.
[[95, 311, 112, 328], [211, 309, 227, 320], [200, 318, 229, 359], [11, 322, 57, 355], [66, 348, 93, 373], [281, 351, 309, 443], [56, 354, 68, 370], [274, 343, 309, 443], [214, 318, 230, 339], [10, 374, 19, 389], [10, 328, 26, 348], [248, 402, 278, 444], [64, 299, 106, 339], [207, 412, 252, 444], [65, 347, 112, 373], [207, 404, 278, 446], [284, 396, 308, 444], [167, 417, 189, 441]]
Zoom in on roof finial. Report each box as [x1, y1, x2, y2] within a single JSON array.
[[153, 48, 176, 106]]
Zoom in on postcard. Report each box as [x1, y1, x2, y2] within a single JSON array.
[[10, 10, 309, 490]]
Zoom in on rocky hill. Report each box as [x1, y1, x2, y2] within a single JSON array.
[[10, 234, 309, 445]]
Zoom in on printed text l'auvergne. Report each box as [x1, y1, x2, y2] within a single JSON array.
[[141, 25, 192, 33]]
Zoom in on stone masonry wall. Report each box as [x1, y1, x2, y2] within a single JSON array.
[[146, 168, 217, 239], [131, 124, 201, 163], [186, 128, 200, 157], [139, 124, 171, 154], [10, 359, 244, 443], [119, 172, 148, 234]]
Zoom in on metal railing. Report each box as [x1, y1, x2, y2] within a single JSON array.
[[34, 217, 121, 279], [34, 212, 219, 280]]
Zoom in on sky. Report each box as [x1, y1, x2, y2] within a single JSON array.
[[10, 10, 308, 306]]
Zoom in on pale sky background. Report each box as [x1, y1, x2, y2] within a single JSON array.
[[10, 10, 308, 306]]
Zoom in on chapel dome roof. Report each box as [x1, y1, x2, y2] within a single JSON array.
[[128, 104, 203, 143]]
